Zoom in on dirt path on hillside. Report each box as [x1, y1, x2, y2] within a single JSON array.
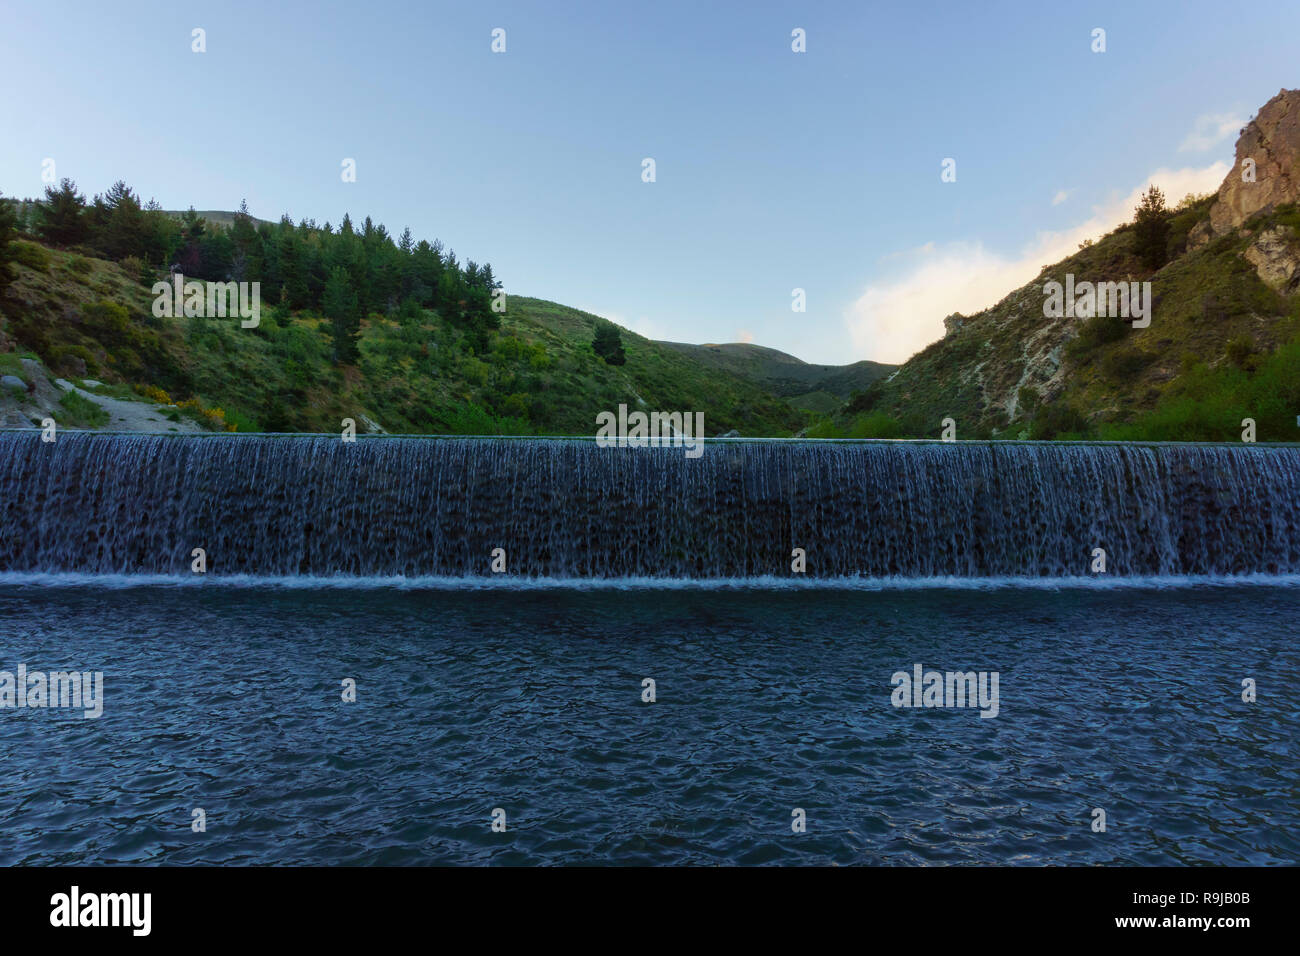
[[53, 380, 205, 433]]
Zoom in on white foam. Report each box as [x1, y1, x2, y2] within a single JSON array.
[[2, 571, 1299, 592]]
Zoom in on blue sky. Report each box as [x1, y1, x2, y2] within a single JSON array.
[[2, 0, 1296, 363]]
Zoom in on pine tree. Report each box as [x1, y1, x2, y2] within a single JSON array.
[[173, 207, 209, 274], [1133, 185, 1170, 271], [94, 180, 146, 260], [230, 199, 261, 281], [592, 322, 626, 365], [278, 227, 309, 308], [36, 178, 88, 247], [12, 200, 29, 236], [323, 266, 360, 364], [0, 191, 19, 303]]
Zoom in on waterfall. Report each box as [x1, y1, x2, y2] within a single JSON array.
[[2, 433, 1298, 578]]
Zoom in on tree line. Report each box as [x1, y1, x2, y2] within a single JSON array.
[[0, 180, 503, 362]]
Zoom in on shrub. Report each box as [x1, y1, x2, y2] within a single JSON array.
[[11, 240, 51, 272], [498, 393, 530, 420], [1272, 202, 1300, 234], [846, 382, 884, 415], [1016, 386, 1040, 414], [847, 411, 904, 438], [1225, 334, 1255, 369], [1101, 348, 1154, 380], [446, 401, 498, 434], [1066, 314, 1129, 357], [49, 344, 98, 378], [1030, 402, 1091, 439], [120, 255, 151, 286]]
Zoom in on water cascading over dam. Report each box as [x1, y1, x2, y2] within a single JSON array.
[[2, 432, 1298, 579]]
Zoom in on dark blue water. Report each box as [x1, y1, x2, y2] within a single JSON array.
[[3, 579, 1296, 865]]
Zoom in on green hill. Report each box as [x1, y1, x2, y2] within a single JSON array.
[[8, 86, 1300, 443], [826, 194, 1300, 442], [657, 340, 895, 410], [0, 241, 808, 436], [816, 89, 1300, 443]]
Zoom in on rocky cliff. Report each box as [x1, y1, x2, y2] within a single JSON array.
[[1209, 89, 1300, 235], [844, 88, 1300, 441]]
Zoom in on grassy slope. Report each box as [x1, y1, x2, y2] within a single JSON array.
[[501, 298, 808, 433], [837, 197, 1300, 441], [10, 197, 1295, 441], [0, 244, 808, 436], [657, 340, 895, 404]]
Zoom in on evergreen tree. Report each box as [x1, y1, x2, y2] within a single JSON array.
[[278, 225, 310, 308], [92, 180, 146, 260], [323, 266, 360, 364], [36, 178, 88, 246], [11, 199, 29, 236], [174, 207, 209, 274], [592, 322, 626, 365], [1133, 185, 1170, 271], [229, 199, 262, 280], [18, 176, 505, 353], [140, 197, 179, 266], [0, 192, 18, 303]]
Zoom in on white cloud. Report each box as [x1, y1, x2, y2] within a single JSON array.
[[1179, 112, 1246, 152], [1051, 189, 1072, 206], [845, 162, 1229, 364], [619, 313, 671, 341], [736, 329, 755, 343]]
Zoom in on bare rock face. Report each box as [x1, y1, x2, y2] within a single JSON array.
[[942, 312, 966, 336], [1187, 218, 1213, 252], [1243, 225, 1300, 292], [1209, 89, 1300, 235]]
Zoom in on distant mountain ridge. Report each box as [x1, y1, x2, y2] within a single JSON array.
[[657, 340, 895, 414], [163, 209, 277, 229], [11, 86, 1300, 442]]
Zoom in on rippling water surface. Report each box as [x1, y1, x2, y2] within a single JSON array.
[[2, 581, 1297, 865]]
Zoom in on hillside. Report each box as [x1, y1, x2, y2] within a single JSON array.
[[823, 88, 1300, 442], [0, 242, 807, 435], [5, 89, 1300, 442], [657, 340, 894, 414]]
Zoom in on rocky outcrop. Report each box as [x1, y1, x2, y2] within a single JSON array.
[[1243, 226, 1300, 292], [1209, 89, 1300, 235]]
